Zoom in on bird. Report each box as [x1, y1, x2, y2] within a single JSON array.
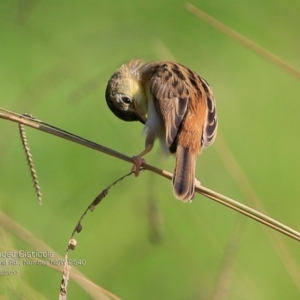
[[105, 60, 217, 202]]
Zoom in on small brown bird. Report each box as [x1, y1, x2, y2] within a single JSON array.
[[105, 60, 217, 202]]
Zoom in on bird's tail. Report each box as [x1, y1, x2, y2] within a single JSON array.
[[172, 145, 196, 202]]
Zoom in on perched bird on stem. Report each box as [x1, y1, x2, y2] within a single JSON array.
[[105, 60, 217, 202]]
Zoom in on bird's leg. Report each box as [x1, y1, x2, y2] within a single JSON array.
[[131, 132, 155, 177]]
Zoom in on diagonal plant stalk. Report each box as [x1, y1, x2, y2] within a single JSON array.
[[216, 133, 300, 293], [1, 107, 300, 243], [186, 3, 300, 81], [0, 210, 121, 300]]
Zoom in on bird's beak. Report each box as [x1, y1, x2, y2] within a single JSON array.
[[134, 102, 147, 124]]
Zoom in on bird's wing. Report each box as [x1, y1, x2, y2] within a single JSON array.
[[148, 62, 217, 152], [200, 77, 218, 147], [148, 63, 190, 151]]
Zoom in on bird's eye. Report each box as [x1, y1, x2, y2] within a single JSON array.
[[121, 96, 131, 104]]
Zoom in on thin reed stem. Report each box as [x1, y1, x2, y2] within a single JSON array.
[[1, 107, 300, 244]]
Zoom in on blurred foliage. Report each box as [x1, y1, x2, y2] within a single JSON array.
[[0, 0, 300, 299]]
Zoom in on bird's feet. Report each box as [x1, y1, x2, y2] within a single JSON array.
[[131, 156, 146, 177]]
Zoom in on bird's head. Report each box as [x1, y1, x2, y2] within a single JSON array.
[[105, 61, 147, 124]]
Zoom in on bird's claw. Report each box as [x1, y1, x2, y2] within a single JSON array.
[[131, 156, 146, 177]]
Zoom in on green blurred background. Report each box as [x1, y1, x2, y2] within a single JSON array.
[[1, 0, 300, 299]]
